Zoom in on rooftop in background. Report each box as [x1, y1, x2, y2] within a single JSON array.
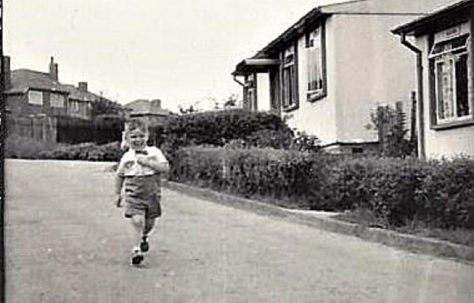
[[4, 56, 112, 103], [124, 99, 173, 116], [392, 0, 474, 36]]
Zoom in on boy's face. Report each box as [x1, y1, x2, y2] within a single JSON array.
[[127, 128, 148, 151]]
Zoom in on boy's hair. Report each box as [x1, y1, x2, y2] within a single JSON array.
[[124, 118, 149, 134]]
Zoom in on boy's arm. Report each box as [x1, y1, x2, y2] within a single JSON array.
[[115, 175, 125, 207], [136, 147, 169, 173], [136, 155, 169, 173]]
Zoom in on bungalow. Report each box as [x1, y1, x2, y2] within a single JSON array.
[[393, 0, 474, 158], [232, 0, 456, 154], [4, 56, 107, 120]]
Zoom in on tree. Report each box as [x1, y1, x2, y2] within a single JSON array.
[[223, 94, 238, 109], [369, 102, 415, 158], [90, 97, 123, 118]]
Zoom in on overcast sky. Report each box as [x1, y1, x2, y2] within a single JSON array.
[[5, 0, 344, 112]]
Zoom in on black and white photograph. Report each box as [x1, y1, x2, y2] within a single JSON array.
[[1, 0, 474, 302]]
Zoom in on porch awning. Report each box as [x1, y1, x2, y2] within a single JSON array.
[[232, 58, 280, 76]]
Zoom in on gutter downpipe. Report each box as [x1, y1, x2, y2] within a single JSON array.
[[233, 74, 245, 87], [233, 74, 247, 109], [400, 33, 426, 160]]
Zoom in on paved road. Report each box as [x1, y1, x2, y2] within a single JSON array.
[[5, 160, 474, 303]]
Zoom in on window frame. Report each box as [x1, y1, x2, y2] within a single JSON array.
[[429, 26, 474, 130], [305, 23, 327, 102], [281, 43, 299, 112], [50, 93, 66, 108], [28, 90, 44, 105]]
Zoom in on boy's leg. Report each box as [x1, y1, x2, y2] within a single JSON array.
[[130, 215, 145, 246], [143, 218, 155, 236], [140, 218, 156, 253], [129, 215, 146, 265]]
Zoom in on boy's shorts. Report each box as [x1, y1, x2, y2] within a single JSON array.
[[123, 175, 162, 219]]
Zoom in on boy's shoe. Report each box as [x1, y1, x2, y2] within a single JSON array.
[[131, 248, 144, 265], [140, 236, 149, 253]]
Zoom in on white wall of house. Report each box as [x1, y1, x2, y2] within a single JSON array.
[[283, 13, 419, 146], [416, 32, 474, 158], [282, 17, 339, 144], [256, 73, 271, 111], [331, 14, 419, 144]]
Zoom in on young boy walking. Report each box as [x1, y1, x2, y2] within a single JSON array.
[[116, 118, 169, 265]]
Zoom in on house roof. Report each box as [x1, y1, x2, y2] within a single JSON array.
[[392, 0, 474, 36], [61, 84, 102, 102], [125, 99, 172, 116], [6, 69, 108, 103], [233, 0, 453, 75], [6, 69, 67, 94]]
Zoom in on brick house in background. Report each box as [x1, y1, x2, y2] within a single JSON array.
[[4, 56, 109, 120], [232, 0, 457, 155], [3, 56, 116, 143]]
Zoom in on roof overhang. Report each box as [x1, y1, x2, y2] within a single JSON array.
[[257, 8, 329, 56], [232, 7, 330, 76], [392, 0, 474, 36], [232, 58, 280, 76]]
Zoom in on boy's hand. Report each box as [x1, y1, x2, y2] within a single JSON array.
[[116, 195, 122, 208], [136, 155, 157, 166]]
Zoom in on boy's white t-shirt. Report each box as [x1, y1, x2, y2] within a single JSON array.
[[117, 146, 168, 177]]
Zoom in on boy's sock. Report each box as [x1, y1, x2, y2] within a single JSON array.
[[140, 235, 149, 253]]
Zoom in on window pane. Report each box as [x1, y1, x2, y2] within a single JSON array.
[[50, 93, 65, 108], [28, 90, 43, 105], [455, 54, 469, 117], [436, 62, 445, 120], [283, 68, 290, 107], [437, 58, 455, 120], [307, 28, 323, 92], [290, 65, 296, 104]]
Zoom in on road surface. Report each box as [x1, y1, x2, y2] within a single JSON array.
[[5, 159, 474, 303]]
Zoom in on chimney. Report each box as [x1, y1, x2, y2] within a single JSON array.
[[49, 56, 58, 81], [151, 99, 161, 108], [2, 55, 11, 89], [78, 82, 88, 92]]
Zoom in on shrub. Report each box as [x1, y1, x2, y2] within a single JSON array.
[[171, 146, 338, 209], [327, 157, 474, 229], [171, 145, 474, 230], [415, 158, 474, 229], [162, 109, 293, 159], [39, 141, 124, 161]]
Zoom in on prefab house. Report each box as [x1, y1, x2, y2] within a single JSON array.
[[232, 0, 456, 154], [393, 0, 474, 158]]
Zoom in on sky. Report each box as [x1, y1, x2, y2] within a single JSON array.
[[5, 0, 345, 112]]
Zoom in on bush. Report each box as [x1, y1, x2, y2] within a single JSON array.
[[171, 146, 338, 209], [162, 109, 293, 160], [327, 157, 474, 229], [39, 141, 124, 161], [171, 145, 474, 230]]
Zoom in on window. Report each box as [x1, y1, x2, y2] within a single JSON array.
[[430, 29, 472, 126], [305, 26, 326, 101], [50, 93, 65, 108], [282, 44, 298, 111], [69, 100, 80, 112], [28, 90, 43, 105]]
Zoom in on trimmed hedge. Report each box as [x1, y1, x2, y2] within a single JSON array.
[[161, 109, 294, 161], [171, 146, 340, 209], [38, 141, 124, 161], [171, 146, 474, 229]]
